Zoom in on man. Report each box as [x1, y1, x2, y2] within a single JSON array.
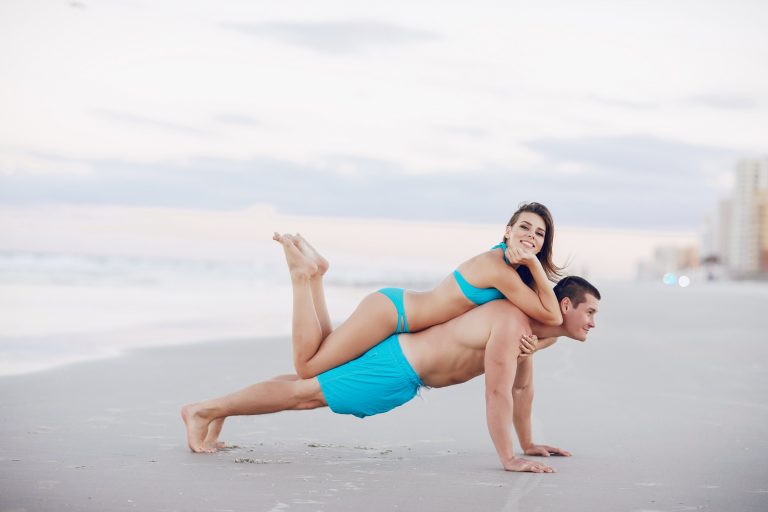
[[181, 276, 600, 473]]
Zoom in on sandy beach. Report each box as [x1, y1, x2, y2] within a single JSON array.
[[1, 282, 767, 511]]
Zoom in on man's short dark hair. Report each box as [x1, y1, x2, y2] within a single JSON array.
[[553, 276, 601, 307]]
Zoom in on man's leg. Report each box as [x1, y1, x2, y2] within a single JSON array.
[[181, 376, 326, 453], [202, 418, 225, 449], [201, 375, 301, 450]]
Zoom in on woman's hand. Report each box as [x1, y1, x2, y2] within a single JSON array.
[[505, 245, 539, 267], [518, 334, 538, 358]]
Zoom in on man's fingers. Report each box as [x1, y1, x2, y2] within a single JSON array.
[[544, 445, 572, 456], [531, 462, 554, 473], [509, 458, 556, 473], [527, 445, 569, 457]]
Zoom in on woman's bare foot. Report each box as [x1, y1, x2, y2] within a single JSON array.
[[181, 404, 216, 453], [203, 418, 226, 450], [273, 232, 317, 280], [294, 233, 329, 275]]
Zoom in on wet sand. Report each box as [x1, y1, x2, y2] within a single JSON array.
[[1, 282, 767, 511]]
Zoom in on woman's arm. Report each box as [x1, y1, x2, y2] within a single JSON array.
[[490, 258, 562, 326]]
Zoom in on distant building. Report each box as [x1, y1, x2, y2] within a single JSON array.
[[701, 199, 730, 264], [717, 198, 731, 268], [758, 189, 768, 272], [726, 158, 768, 277], [637, 244, 699, 281], [698, 199, 730, 280]]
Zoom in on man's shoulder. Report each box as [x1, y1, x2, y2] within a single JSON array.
[[479, 300, 531, 326]]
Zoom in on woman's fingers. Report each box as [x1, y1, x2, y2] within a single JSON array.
[[519, 334, 538, 354]]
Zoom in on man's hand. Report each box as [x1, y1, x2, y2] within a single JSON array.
[[503, 457, 555, 473], [518, 334, 538, 357], [524, 444, 572, 457]]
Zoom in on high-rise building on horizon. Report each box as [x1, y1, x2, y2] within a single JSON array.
[[727, 158, 768, 276], [718, 199, 731, 268], [758, 190, 768, 272], [701, 198, 731, 265]]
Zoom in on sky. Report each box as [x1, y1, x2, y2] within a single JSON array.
[[1, 0, 767, 231]]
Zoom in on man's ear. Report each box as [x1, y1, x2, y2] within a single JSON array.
[[560, 297, 572, 312]]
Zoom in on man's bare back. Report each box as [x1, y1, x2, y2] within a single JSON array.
[[402, 300, 531, 388]]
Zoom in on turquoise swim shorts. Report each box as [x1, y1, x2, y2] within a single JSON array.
[[317, 334, 423, 418]]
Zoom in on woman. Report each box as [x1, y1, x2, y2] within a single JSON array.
[[275, 202, 561, 379]]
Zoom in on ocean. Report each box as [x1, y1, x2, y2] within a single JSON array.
[[0, 250, 443, 376], [3, 246, 767, 377]]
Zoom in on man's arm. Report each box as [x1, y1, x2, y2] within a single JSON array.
[[512, 354, 573, 458], [512, 356, 535, 451], [484, 325, 554, 473]]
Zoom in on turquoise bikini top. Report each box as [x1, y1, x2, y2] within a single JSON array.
[[453, 242, 509, 305]]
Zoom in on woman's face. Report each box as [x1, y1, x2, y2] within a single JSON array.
[[505, 212, 546, 254]]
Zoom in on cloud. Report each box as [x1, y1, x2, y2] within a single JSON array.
[[214, 113, 264, 129], [90, 109, 210, 136], [316, 154, 399, 177], [0, 148, 92, 176], [587, 95, 659, 110], [0, 139, 737, 230], [524, 134, 739, 179], [440, 126, 489, 138], [687, 94, 760, 110], [219, 20, 439, 54]]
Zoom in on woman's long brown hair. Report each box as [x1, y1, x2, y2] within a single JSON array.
[[502, 202, 563, 288]]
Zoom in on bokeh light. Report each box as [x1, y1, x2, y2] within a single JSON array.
[[662, 273, 677, 286]]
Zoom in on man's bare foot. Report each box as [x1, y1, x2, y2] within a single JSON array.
[[181, 404, 216, 453], [274, 232, 317, 280], [294, 233, 329, 276], [203, 418, 226, 450]]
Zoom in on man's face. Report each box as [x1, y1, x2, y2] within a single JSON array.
[[561, 294, 599, 342]]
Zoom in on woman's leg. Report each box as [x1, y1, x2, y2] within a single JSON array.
[[275, 234, 398, 378], [181, 376, 325, 453], [300, 293, 398, 376], [274, 234, 325, 375], [293, 234, 332, 339]]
